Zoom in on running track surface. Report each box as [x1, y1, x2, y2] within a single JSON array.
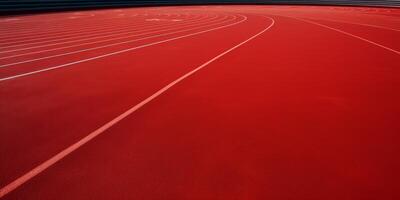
[[0, 5, 399, 199]]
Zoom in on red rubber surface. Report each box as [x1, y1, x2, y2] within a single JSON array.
[[0, 5, 399, 199]]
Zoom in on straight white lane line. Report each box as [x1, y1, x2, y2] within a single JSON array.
[[0, 15, 231, 68], [295, 17, 400, 55], [0, 15, 246, 82], [0, 15, 274, 198], [308, 18, 400, 32]]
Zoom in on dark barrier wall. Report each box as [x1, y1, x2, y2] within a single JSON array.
[[0, 0, 399, 14]]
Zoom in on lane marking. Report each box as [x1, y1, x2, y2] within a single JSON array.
[[0, 15, 230, 67], [146, 18, 162, 21], [0, 16, 146, 37], [294, 17, 400, 55], [0, 13, 194, 43], [0, 14, 219, 61], [0, 18, 20, 22], [0, 15, 246, 82], [308, 18, 400, 32], [0, 16, 274, 198], [0, 14, 202, 50], [146, 18, 183, 22], [0, 14, 204, 51]]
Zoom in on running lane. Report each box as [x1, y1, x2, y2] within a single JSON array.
[[1, 5, 399, 200]]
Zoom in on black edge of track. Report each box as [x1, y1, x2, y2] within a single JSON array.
[[0, 0, 399, 16]]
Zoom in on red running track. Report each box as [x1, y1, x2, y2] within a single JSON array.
[[0, 5, 399, 199]]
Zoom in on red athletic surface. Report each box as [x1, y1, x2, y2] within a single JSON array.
[[0, 5, 399, 199]]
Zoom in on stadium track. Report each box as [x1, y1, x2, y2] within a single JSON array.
[[0, 5, 399, 199]]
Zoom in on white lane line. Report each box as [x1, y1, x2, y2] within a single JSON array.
[[0, 13, 192, 43], [0, 18, 20, 22], [0, 15, 274, 198], [0, 15, 230, 67], [0, 14, 206, 53], [295, 17, 400, 55], [0, 18, 141, 38], [0, 15, 246, 82], [0, 14, 200, 50], [68, 16, 82, 19], [0, 15, 218, 61], [308, 18, 400, 32], [0, 21, 153, 44], [0, 13, 159, 34]]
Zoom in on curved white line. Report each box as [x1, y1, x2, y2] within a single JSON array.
[[0, 14, 245, 82], [0, 14, 220, 61], [0, 14, 207, 52], [0, 13, 198, 45], [0, 14, 166, 40], [0, 15, 231, 68], [0, 13, 216, 60], [0, 12, 176, 36], [0, 15, 274, 198]]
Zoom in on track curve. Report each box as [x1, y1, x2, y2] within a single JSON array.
[[0, 5, 399, 199]]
